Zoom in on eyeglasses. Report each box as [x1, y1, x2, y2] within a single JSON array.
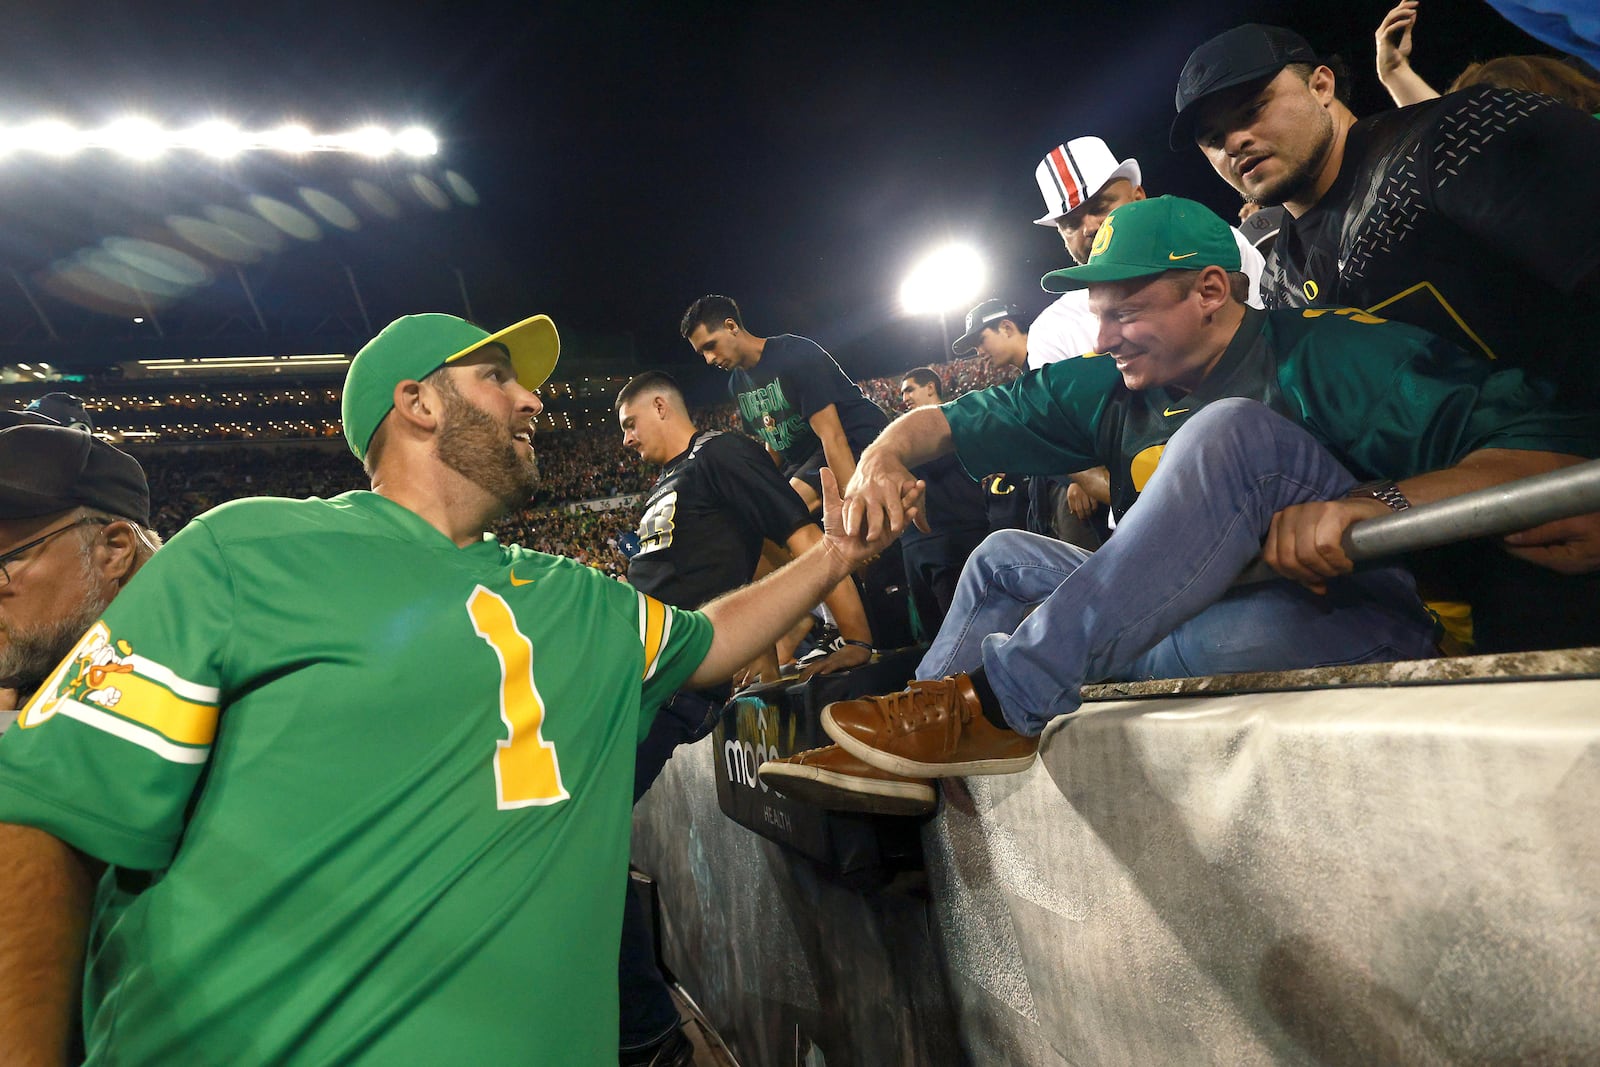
[[0, 518, 111, 587]]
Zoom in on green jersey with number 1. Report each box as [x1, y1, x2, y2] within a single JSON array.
[[0, 491, 713, 1064]]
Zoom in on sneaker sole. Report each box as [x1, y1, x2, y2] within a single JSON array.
[[757, 761, 937, 817], [822, 706, 1039, 778]]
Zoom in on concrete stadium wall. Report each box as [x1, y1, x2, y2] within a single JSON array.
[[631, 655, 1600, 1066]]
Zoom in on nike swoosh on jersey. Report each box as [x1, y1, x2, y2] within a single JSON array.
[[1168, 251, 1199, 260], [1163, 406, 1190, 417], [509, 571, 535, 587]]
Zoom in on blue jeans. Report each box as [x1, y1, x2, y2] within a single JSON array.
[[917, 400, 1439, 736]]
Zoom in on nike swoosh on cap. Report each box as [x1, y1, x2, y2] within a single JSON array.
[[1168, 251, 1199, 260]]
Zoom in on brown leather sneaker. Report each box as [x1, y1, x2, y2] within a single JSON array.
[[758, 744, 937, 817], [821, 674, 1039, 778]]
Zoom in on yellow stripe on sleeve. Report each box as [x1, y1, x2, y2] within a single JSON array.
[[638, 593, 668, 681]]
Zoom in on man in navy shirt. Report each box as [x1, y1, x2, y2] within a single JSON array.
[[681, 294, 888, 513]]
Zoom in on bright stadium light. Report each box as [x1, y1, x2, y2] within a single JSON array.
[[261, 123, 314, 154], [345, 125, 395, 158], [20, 119, 83, 156], [394, 126, 438, 158], [899, 243, 986, 315], [99, 117, 167, 160], [183, 120, 248, 159], [0, 118, 442, 160]]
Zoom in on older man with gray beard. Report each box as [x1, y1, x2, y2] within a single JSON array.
[[0, 411, 159, 717]]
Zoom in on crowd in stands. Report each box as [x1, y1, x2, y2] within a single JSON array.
[[126, 358, 1011, 567]]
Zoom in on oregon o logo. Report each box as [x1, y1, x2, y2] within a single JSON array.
[[1302, 279, 1319, 301], [1090, 216, 1115, 258]]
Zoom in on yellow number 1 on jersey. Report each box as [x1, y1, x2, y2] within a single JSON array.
[[467, 587, 570, 809]]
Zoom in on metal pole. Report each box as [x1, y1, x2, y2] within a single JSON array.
[[1233, 459, 1600, 586]]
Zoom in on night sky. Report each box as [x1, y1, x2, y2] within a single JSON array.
[[0, 1, 1546, 404]]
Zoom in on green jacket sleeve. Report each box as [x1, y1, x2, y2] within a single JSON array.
[[940, 356, 1121, 479]]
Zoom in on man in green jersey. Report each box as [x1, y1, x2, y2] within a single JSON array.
[[0, 312, 904, 1064], [778, 197, 1600, 786]]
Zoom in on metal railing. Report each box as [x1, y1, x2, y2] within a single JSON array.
[[1234, 459, 1600, 586]]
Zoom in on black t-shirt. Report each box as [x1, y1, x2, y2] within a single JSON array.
[[729, 334, 889, 472], [904, 452, 990, 545], [626, 429, 814, 610], [1264, 86, 1600, 402]]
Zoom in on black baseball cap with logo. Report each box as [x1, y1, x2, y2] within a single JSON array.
[[1170, 24, 1319, 150], [0, 411, 150, 525], [951, 299, 1023, 355]]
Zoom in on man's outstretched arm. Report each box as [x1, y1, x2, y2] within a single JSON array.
[[842, 406, 951, 541], [690, 469, 904, 687], [0, 823, 102, 1067]]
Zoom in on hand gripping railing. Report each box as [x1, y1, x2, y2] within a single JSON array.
[[1233, 458, 1600, 587]]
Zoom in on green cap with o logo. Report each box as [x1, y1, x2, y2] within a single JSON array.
[[342, 312, 560, 460], [1041, 195, 1241, 294]]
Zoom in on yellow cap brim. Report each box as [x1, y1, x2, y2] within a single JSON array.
[[443, 313, 560, 391]]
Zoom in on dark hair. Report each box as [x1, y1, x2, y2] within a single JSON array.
[[901, 366, 945, 399], [1164, 268, 1250, 304], [679, 294, 744, 340], [615, 370, 686, 412], [1449, 55, 1600, 112], [1285, 55, 1354, 108]]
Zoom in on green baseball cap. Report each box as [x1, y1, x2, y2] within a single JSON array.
[[1040, 195, 1240, 294], [342, 312, 560, 460]]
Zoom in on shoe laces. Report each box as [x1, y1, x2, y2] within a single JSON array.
[[874, 678, 967, 732]]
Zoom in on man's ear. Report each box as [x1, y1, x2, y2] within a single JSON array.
[[723, 318, 740, 336], [390, 378, 441, 433], [653, 394, 670, 420], [1309, 65, 1338, 107], [1195, 266, 1232, 314], [97, 521, 140, 585]]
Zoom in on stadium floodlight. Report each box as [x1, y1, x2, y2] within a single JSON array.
[[394, 126, 439, 158], [19, 119, 83, 156], [0, 119, 439, 160], [99, 117, 167, 160], [899, 243, 986, 315], [261, 123, 314, 154], [183, 120, 248, 159], [345, 126, 396, 159]]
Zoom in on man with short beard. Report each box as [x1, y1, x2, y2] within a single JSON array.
[[0, 312, 905, 1064], [1174, 23, 1600, 649], [0, 411, 159, 717]]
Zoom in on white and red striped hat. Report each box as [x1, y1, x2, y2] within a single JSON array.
[[1032, 137, 1142, 227]]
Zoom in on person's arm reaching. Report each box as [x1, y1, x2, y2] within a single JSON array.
[[808, 404, 859, 496], [1264, 449, 1584, 592], [1376, 1, 1441, 107], [783, 524, 873, 676], [689, 468, 902, 687], [842, 406, 951, 541], [0, 823, 103, 1067]]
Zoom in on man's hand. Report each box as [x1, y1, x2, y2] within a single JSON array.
[[841, 454, 925, 543], [793, 641, 872, 681], [1065, 482, 1096, 521], [1503, 512, 1600, 574], [1263, 496, 1389, 594], [1376, 0, 1418, 82]]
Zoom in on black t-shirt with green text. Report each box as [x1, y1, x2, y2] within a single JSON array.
[[729, 333, 888, 473]]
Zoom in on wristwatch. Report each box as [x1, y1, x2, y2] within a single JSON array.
[[1347, 480, 1411, 512]]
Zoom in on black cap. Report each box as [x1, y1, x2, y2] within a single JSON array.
[[1171, 24, 1317, 150], [0, 411, 150, 525], [26, 393, 93, 432], [952, 299, 1022, 355]]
